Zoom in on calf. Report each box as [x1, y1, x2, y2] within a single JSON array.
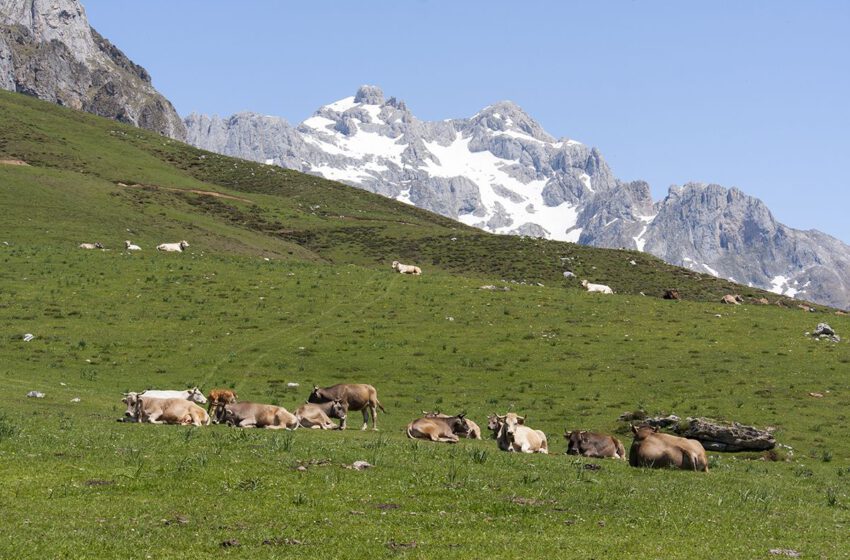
[[207, 388, 238, 424], [296, 400, 346, 429], [564, 430, 626, 460], [629, 425, 708, 471], [223, 402, 299, 430], [406, 414, 469, 443]]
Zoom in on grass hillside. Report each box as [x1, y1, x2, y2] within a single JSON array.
[[0, 91, 848, 559]]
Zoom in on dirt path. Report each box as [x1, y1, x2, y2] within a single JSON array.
[[116, 182, 253, 203]]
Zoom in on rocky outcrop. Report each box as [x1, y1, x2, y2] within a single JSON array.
[[0, 0, 185, 139], [184, 86, 850, 308]]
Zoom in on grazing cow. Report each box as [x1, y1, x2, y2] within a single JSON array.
[[663, 289, 680, 300], [207, 388, 238, 424], [721, 294, 743, 305], [492, 413, 548, 454], [406, 414, 469, 443], [307, 384, 386, 431], [124, 240, 142, 251], [392, 260, 422, 275], [79, 242, 103, 250], [296, 400, 347, 429], [222, 402, 299, 430], [156, 240, 189, 252], [564, 430, 626, 460], [122, 394, 210, 426], [628, 425, 708, 472], [422, 411, 481, 439], [139, 387, 207, 404], [581, 279, 613, 294]]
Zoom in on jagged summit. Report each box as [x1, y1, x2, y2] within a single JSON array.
[[0, 0, 185, 139], [184, 87, 850, 308]]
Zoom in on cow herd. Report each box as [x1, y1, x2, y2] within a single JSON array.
[[120, 382, 709, 472]]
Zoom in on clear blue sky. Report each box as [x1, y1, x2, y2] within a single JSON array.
[[83, 0, 850, 243]]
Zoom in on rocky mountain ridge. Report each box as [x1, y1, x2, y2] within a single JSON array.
[[185, 86, 850, 309], [0, 0, 185, 139]]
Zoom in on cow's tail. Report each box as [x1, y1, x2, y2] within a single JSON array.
[[376, 399, 387, 414], [405, 424, 414, 439]]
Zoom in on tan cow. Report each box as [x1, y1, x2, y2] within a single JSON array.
[[628, 425, 708, 471], [406, 414, 469, 443], [392, 260, 422, 275], [565, 430, 626, 460], [307, 384, 386, 431], [422, 411, 481, 439], [296, 400, 347, 429], [721, 294, 743, 305], [493, 413, 548, 454], [223, 402, 299, 430], [207, 388, 238, 424], [122, 394, 210, 426]]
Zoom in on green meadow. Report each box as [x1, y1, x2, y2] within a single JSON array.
[[0, 91, 848, 558]]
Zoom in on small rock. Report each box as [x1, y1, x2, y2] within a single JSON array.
[[26, 391, 45, 398], [219, 539, 240, 548], [70, 397, 81, 403], [769, 549, 801, 558], [349, 460, 373, 471], [286, 382, 299, 388], [808, 392, 824, 398], [23, 333, 34, 342]]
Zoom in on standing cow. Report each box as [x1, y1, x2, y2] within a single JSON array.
[[307, 384, 386, 431], [628, 425, 708, 471]]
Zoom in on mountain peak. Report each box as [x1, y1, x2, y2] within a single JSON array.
[[354, 85, 384, 105], [471, 100, 554, 142]]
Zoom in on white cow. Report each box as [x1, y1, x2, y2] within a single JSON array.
[[493, 413, 548, 454], [156, 240, 189, 252], [139, 387, 207, 404], [581, 279, 613, 294], [392, 260, 422, 275], [79, 242, 103, 250], [125, 240, 142, 251]]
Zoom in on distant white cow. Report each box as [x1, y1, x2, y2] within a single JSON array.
[[138, 387, 207, 404], [581, 279, 613, 294], [392, 260, 422, 275], [125, 240, 142, 251], [79, 242, 103, 250], [156, 240, 189, 252]]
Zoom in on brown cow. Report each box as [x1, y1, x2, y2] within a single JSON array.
[[565, 430, 626, 460], [406, 414, 469, 443], [307, 384, 386, 431], [628, 425, 708, 471], [422, 411, 481, 439], [223, 402, 299, 430], [296, 400, 347, 429], [207, 388, 238, 424], [122, 394, 210, 426]]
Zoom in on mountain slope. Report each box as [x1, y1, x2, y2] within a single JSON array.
[[185, 86, 850, 309], [0, 88, 795, 306], [0, 0, 185, 139]]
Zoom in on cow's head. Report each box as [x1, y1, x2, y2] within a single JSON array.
[[448, 413, 469, 435], [307, 385, 326, 403], [501, 413, 525, 438], [329, 399, 347, 420], [222, 405, 239, 426], [564, 430, 585, 455], [121, 392, 140, 418], [180, 240, 190, 249], [630, 424, 658, 441], [487, 414, 501, 432], [187, 387, 207, 404], [391, 261, 400, 270]]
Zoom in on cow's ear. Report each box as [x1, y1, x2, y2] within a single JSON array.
[[630, 424, 638, 434], [518, 415, 526, 424], [652, 426, 659, 433]]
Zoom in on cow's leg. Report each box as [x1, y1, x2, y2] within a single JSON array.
[[370, 404, 378, 431], [361, 408, 369, 431], [146, 412, 164, 424], [238, 419, 256, 428]]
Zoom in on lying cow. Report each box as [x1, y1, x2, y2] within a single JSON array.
[[296, 400, 347, 429], [564, 430, 626, 460], [581, 279, 613, 294], [492, 413, 548, 454], [392, 260, 422, 275], [406, 413, 469, 443], [223, 402, 299, 430], [122, 394, 210, 426], [157, 240, 189, 252], [721, 294, 743, 305], [140, 387, 207, 404], [423, 411, 481, 439], [207, 388, 238, 424], [307, 383, 386, 431], [628, 424, 708, 471], [79, 242, 104, 250]]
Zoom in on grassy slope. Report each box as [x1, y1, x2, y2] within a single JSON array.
[[0, 91, 847, 558]]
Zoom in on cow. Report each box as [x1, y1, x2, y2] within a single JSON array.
[[564, 430, 626, 460], [124, 240, 142, 251], [422, 411, 481, 439], [222, 402, 299, 430], [663, 289, 680, 300], [122, 394, 210, 426], [581, 279, 613, 294], [157, 240, 189, 252], [139, 387, 207, 404], [492, 413, 548, 454], [296, 400, 347, 429], [392, 260, 422, 275], [79, 242, 103, 250], [406, 414, 469, 443], [307, 384, 386, 431], [207, 388, 238, 424], [628, 425, 708, 471], [721, 294, 743, 305]]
